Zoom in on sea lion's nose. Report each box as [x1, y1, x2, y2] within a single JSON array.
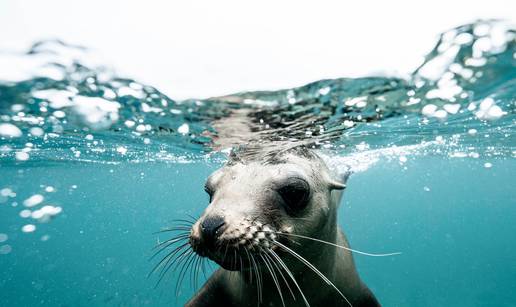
[[200, 215, 225, 247]]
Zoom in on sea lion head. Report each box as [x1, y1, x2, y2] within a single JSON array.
[[189, 146, 346, 270]]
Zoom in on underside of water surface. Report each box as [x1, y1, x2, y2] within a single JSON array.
[[0, 20, 515, 306]]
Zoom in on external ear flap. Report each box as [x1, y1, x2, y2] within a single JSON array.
[[329, 180, 346, 190], [227, 148, 243, 165]]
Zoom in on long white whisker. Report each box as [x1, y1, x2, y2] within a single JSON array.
[[175, 251, 197, 297], [265, 250, 296, 301], [269, 249, 310, 307], [243, 247, 254, 284], [276, 232, 402, 257], [273, 240, 352, 307], [249, 252, 262, 302], [256, 253, 264, 303], [260, 252, 285, 307]]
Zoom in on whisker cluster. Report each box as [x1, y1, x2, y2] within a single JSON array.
[[150, 216, 401, 306], [149, 216, 208, 296]]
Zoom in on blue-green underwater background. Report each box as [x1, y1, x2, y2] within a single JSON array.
[[1, 20, 515, 306], [1, 158, 515, 306]]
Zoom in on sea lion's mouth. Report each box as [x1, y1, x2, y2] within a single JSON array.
[[208, 249, 250, 271], [203, 244, 281, 271], [190, 222, 285, 271], [203, 238, 305, 275]]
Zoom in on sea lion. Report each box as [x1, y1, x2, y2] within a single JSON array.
[[184, 146, 380, 306]]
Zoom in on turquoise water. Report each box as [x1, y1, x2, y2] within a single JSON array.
[[1, 20, 515, 306]]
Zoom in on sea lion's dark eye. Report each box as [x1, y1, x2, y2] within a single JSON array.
[[277, 178, 310, 211]]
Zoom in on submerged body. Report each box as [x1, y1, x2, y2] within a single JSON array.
[[186, 147, 380, 306], [187, 232, 379, 307]]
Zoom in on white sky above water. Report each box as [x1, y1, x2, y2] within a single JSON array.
[[0, 0, 514, 100]]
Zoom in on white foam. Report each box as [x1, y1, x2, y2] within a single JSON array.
[[32, 89, 75, 108], [72, 96, 121, 129], [475, 98, 507, 120], [320, 141, 437, 176]]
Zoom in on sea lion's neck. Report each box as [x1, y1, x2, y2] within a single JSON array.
[[223, 226, 359, 306], [297, 213, 340, 276]]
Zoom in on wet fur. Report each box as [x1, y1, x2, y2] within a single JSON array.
[[185, 147, 380, 306]]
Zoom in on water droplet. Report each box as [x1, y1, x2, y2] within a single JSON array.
[[116, 146, 128, 155], [178, 123, 189, 135], [135, 124, 146, 132], [15, 151, 30, 161], [53, 110, 66, 118], [421, 104, 437, 117], [124, 120, 135, 128]]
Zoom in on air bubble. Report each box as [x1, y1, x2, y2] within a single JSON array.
[[0, 245, 12, 254], [45, 186, 55, 193], [0, 233, 8, 242], [0, 123, 22, 137], [22, 224, 36, 233], [15, 152, 30, 161], [23, 194, 44, 207]]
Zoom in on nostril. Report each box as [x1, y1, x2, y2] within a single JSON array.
[[200, 215, 225, 246]]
